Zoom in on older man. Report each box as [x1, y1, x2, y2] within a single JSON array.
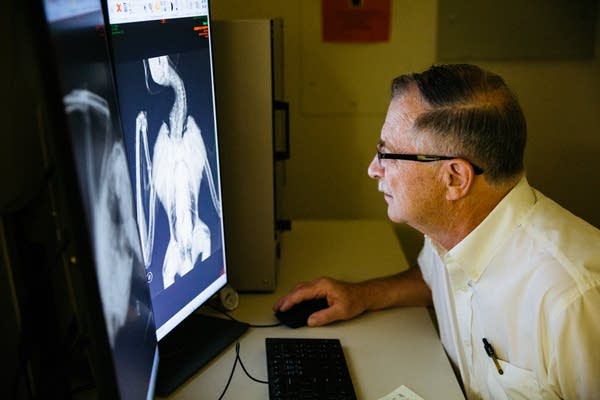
[[274, 64, 600, 399]]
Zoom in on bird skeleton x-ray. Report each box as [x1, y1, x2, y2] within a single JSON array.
[[135, 55, 221, 289], [64, 89, 138, 347]]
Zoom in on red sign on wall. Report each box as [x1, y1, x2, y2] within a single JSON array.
[[322, 0, 391, 43]]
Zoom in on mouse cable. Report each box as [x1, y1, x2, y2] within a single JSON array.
[[217, 342, 268, 400], [207, 303, 281, 328]]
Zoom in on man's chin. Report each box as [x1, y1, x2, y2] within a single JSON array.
[[386, 208, 408, 225], [387, 209, 399, 223]]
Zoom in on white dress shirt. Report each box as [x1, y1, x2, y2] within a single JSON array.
[[418, 177, 600, 399]]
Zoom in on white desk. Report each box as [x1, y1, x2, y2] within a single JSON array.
[[167, 220, 464, 399]]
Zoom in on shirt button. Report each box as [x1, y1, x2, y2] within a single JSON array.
[[467, 280, 474, 287]]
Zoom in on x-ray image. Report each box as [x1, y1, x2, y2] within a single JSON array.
[[112, 44, 225, 328], [64, 89, 146, 348], [135, 55, 222, 290], [108, 13, 227, 334]]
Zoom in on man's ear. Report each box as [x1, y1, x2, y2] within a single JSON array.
[[443, 159, 475, 200]]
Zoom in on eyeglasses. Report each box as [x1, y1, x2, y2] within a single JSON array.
[[375, 144, 484, 175]]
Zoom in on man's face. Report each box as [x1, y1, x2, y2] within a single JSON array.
[[367, 87, 445, 229]]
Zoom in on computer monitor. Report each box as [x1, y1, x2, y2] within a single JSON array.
[[104, 0, 248, 395], [35, 0, 160, 398]]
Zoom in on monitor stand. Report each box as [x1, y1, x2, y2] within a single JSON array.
[[155, 313, 249, 397]]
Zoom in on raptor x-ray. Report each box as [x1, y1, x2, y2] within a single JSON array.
[[108, 13, 226, 340]]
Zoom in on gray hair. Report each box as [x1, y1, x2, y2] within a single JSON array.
[[391, 64, 526, 184]]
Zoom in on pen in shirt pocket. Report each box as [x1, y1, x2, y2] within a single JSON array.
[[482, 338, 504, 375]]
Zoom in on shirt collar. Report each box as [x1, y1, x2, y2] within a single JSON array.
[[443, 176, 537, 281]]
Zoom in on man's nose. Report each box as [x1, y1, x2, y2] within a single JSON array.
[[367, 155, 383, 179]]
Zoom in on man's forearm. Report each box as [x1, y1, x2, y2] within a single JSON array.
[[356, 266, 432, 311]]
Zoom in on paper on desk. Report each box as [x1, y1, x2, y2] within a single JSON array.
[[378, 385, 425, 400]]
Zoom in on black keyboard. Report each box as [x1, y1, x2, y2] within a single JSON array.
[[265, 338, 357, 400]]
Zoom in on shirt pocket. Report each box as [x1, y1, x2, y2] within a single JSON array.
[[485, 359, 547, 400]]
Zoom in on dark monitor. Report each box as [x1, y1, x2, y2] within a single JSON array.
[[12, 0, 160, 398], [104, 0, 248, 395]]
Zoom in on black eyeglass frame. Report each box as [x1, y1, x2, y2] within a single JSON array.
[[376, 146, 484, 175]]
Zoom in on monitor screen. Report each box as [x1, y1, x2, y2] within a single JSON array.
[[40, 0, 159, 398], [105, 0, 227, 341], [104, 2, 249, 395]]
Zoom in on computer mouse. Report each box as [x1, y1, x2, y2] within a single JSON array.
[[275, 298, 329, 328]]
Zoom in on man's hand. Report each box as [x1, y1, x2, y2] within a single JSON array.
[[273, 268, 432, 327], [273, 277, 368, 327]]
